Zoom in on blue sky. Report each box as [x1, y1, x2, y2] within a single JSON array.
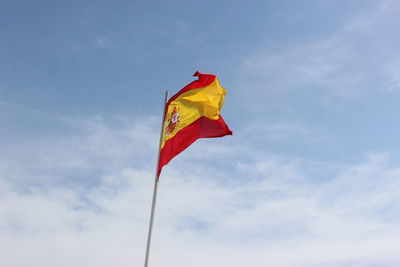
[[1, 0, 400, 266]]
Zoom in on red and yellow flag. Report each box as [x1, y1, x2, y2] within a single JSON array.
[[157, 71, 232, 176]]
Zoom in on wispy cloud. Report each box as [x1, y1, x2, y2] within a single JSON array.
[[235, 0, 400, 111], [1, 110, 400, 266], [95, 37, 111, 48]]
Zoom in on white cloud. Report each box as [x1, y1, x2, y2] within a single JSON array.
[[242, 120, 311, 141], [0, 113, 160, 187], [235, 0, 400, 111], [1, 113, 400, 267], [95, 37, 111, 48]]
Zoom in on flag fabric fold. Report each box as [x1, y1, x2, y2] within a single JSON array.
[[157, 71, 232, 177]]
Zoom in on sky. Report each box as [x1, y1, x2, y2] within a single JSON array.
[[1, 0, 400, 266]]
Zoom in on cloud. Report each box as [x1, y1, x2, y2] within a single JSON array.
[[234, 0, 400, 112], [0, 110, 160, 188], [95, 37, 111, 48], [1, 110, 400, 266]]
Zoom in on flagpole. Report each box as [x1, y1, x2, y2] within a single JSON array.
[[144, 90, 169, 267]]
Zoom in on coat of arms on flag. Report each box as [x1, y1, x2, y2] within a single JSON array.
[[164, 107, 180, 137]]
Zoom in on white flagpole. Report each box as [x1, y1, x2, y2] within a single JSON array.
[[144, 90, 169, 267]]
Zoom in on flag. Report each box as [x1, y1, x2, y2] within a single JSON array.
[[157, 71, 232, 177]]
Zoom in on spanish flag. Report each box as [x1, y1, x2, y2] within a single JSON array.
[[157, 71, 232, 177]]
